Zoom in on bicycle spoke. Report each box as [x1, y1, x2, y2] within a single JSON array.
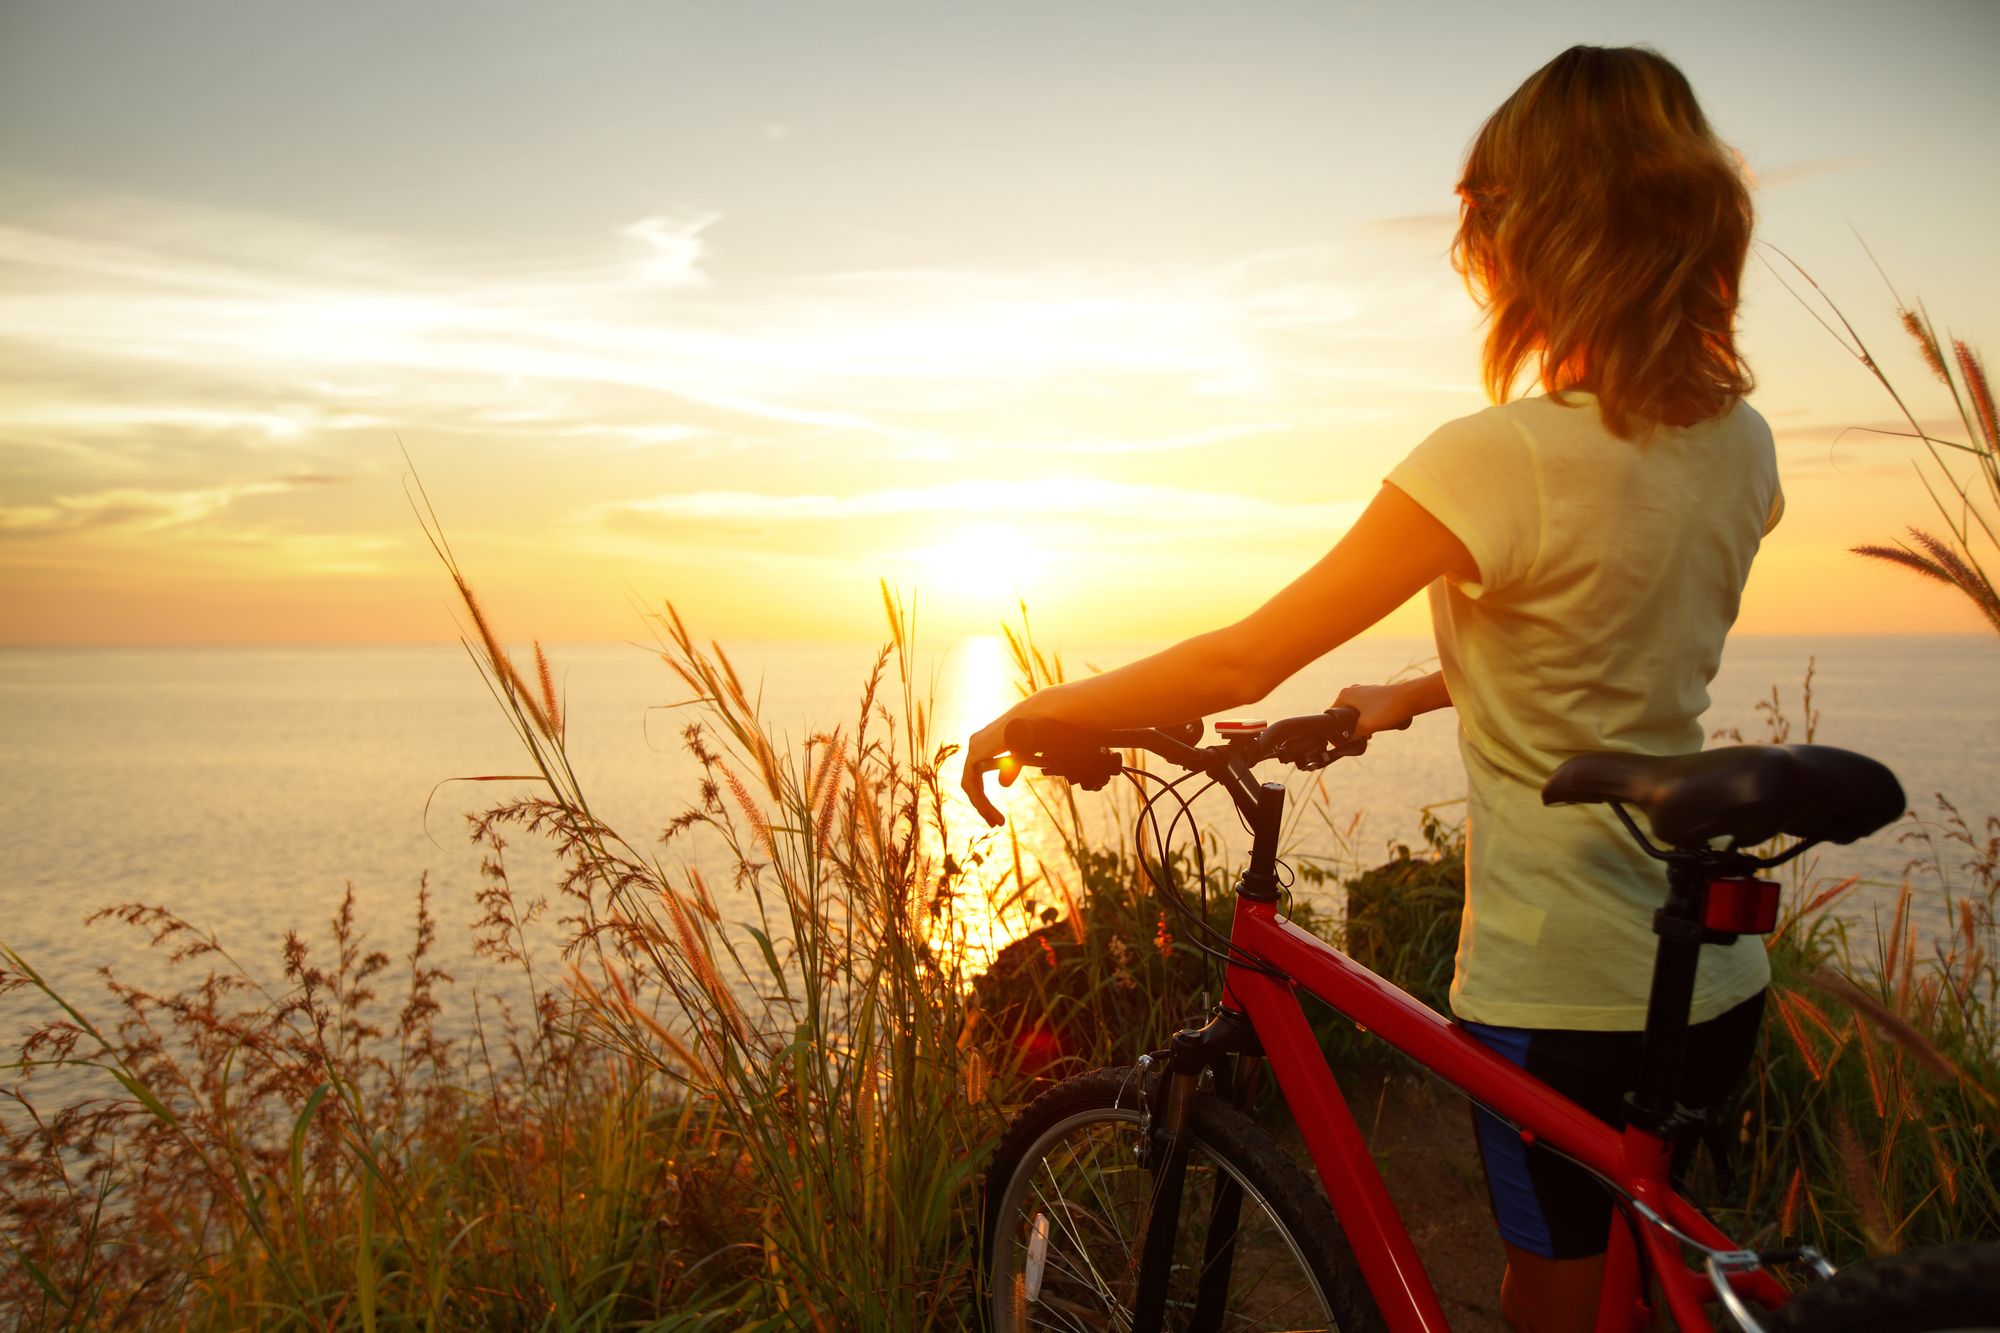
[[1030, 1167, 1126, 1312], [986, 1073, 1353, 1333]]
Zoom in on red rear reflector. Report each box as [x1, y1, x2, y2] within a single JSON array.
[[1704, 879, 1780, 934], [1216, 719, 1267, 735]]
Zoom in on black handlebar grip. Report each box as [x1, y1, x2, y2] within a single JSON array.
[[1005, 716, 1086, 758], [1004, 716, 1128, 791]]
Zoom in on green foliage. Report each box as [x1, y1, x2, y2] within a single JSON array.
[[1719, 806, 2000, 1262], [1328, 809, 1466, 1019], [968, 842, 1210, 1077]]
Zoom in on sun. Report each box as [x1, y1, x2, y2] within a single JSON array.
[[909, 525, 1046, 604]]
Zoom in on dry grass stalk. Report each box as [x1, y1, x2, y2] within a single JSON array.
[[1803, 968, 1962, 1084], [1852, 1014, 1888, 1119], [1765, 255, 1999, 635], [532, 640, 562, 739], [1832, 1110, 1896, 1253], [51, 467, 1014, 1323], [1, 874, 735, 1329], [1780, 1167, 1806, 1237]]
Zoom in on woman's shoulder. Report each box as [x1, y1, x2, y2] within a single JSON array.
[[1499, 392, 1773, 450], [1391, 402, 1541, 515], [1402, 394, 1772, 473], [1409, 399, 1534, 455]]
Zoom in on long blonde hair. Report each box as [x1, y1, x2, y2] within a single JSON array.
[[1453, 46, 1754, 439]]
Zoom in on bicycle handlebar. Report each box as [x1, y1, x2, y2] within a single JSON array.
[[1000, 708, 1371, 797]]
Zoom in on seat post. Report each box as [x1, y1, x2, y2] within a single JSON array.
[[1634, 859, 1710, 1125]]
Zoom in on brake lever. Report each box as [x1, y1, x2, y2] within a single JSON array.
[[1329, 715, 1409, 759], [1042, 751, 1124, 791], [1273, 733, 1348, 769]]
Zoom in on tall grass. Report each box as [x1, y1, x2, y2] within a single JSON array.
[[1, 884, 735, 1331], [6, 561, 1991, 1331], [968, 619, 1361, 1085], [1767, 254, 2000, 634], [2, 545, 1007, 1326], [402, 509, 1009, 1324], [1750, 266, 2000, 1250], [1703, 668, 2000, 1257]]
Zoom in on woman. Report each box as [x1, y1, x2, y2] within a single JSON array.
[[961, 45, 1778, 1333]]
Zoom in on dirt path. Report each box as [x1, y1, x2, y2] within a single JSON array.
[[1285, 1067, 1512, 1331]]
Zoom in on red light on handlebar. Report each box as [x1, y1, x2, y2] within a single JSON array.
[[1704, 879, 1780, 934], [1215, 719, 1267, 736]]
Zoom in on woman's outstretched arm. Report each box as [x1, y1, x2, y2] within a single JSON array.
[[961, 482, 1473, 825]]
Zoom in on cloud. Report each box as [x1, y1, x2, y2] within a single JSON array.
[[619, 213, 720, 287], [980, 422, 1291, 455], [600, 478, 1365, 534], [0, 478, 334, 536], [0, 403, 387, 439], [1754, 155, 1877, 190], [0, 197, 1465, 453], [0, 182, 1472, 604], [1361, 214, 1457, 246]]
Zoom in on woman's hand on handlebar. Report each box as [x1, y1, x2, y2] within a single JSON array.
[[963, 705, 1025, 828], [1334, 671, 1452, 738]]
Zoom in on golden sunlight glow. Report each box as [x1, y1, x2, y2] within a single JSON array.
[[909, 527, 1048, 604], [1, 161, 1991, 643], [925, 634, 1084, 964], [931, 635, 1015, 807]]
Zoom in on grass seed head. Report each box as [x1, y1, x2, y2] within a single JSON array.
[[1900, 308, 1951, 385]]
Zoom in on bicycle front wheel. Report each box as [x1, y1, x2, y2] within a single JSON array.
[[1762, 1243, 2000, 1332], [981, 1066, 1385, 1332]]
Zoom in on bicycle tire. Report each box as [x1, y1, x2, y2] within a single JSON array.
[[981, 1066, 1386, 1332], [1760, 1243, 2000, 1332]]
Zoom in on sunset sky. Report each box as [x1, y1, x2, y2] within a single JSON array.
[[2, 0, 1996, 646]]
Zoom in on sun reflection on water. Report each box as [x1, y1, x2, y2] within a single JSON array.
[[926, 634, 1078, 971]]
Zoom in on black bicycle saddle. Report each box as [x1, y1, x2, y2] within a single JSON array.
[[1542, 744, 1905, 849]]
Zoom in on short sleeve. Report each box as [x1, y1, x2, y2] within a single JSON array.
[[1764, 484, 1785, 535], [1385, 408, 1540, 596]]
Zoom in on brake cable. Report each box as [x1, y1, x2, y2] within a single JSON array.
[[1127, 767, 1290, 981]]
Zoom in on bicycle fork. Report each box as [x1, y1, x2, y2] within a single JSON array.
[[1131, 1063, 1200, 1332], [1129, 776, 1288, 1333], [1132, 1007, 1269, 1331]]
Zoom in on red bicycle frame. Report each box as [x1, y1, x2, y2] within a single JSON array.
[[1000, 710, 1835, 1332], [1218, 893, 1787, 1333]]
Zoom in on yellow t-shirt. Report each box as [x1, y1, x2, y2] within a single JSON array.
[[1386, 392, 1782, 1031]]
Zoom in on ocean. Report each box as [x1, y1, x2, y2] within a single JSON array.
[[2, 635, 1995, 1056]]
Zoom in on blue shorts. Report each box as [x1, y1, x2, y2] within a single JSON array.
[[1463, 991, 1765, 1260]]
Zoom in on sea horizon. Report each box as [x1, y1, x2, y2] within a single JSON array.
[[4, 633, 1995, 1068]]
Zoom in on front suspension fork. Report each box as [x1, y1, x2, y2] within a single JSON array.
[[1131, 1015, 1265, 1333]]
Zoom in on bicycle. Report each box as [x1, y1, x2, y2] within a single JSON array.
[[977, 709, 2000, 1332]]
